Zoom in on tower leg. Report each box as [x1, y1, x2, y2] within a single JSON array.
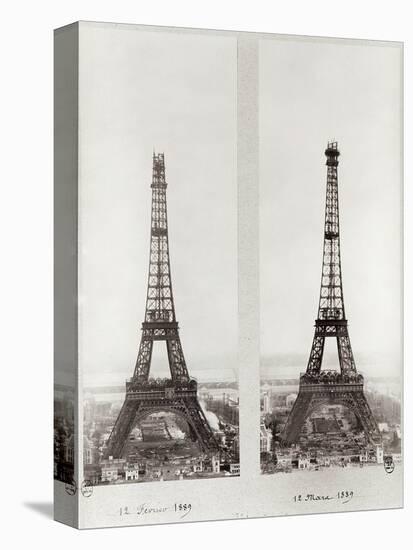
[[182, 398, 219, 453], [105, 400, 142, 459], [348, 392, 382, 444], [281, 393, 313, 444]]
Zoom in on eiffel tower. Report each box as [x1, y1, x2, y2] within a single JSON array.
[[105, 153, 219, 459], [281, 142, 381, 446]]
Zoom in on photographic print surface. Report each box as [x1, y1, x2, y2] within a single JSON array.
[[259, 38, 402, 493], [54, 22, 403, 529], [79, 27, 238, 485]]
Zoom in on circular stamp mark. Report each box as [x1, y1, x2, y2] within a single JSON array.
[[65, 479, 77, 496], [81, 480, 93, 498], [384, 455, 395, 474]]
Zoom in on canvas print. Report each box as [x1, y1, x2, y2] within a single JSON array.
[[54, 22, 402, 529], [259, 39, 402, 485], [79, 28, 239, 485]]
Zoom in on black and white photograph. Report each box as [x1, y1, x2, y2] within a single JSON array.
[[259, 38, 402, 500], [4, 0, 413, 546], [51, 18, 405, 532], [76, 26, 239, 485]]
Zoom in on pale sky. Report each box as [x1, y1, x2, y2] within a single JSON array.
[[78, 26, 237, 384], [76, 27, 402, 385], [259, 38, 402, 377]]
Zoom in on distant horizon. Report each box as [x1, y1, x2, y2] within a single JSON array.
[[260, 349, 401, 379], [82, 365, 238, 389]]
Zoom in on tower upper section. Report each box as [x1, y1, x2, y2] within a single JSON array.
[[317, 141, 345, 322]]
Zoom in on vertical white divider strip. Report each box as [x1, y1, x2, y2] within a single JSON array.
[[237, 36, 260, 482]]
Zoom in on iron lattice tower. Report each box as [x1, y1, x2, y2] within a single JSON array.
[[281, 142, 381, 445], [105, 153, 218, 459]]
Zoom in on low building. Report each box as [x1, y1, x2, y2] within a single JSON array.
[[125, 464, 139, 481], [193, 460, 203, 473], [101, 464, 119, 482], [84, 464, 101, 485], [321, 456, 331, 467], [376, 445, 384, 464], [212, 455, 220, 474], [260, 423, 272, 453], [298, 455, 310, 469], [276, 449, 292, 469], [100, 457, 126, 483], [84, 436, 94, 465]]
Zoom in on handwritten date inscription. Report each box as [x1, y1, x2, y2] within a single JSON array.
[[119, 502, 192, 519], [294, 491, 354, 504]]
